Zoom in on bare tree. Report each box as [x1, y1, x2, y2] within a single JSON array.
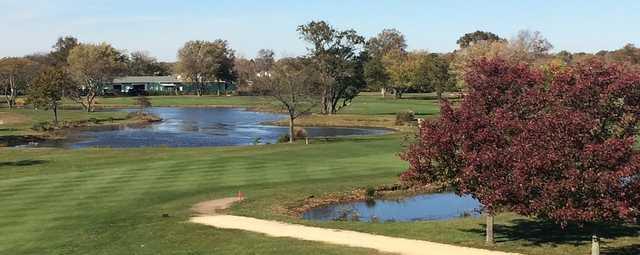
[[511, 30, 553, 57], [127, 51, 170, 76], [0, 57, 39, 108], [255, 57, 320, 143], [255, 49, 275, 72], [234, 57, 257, 92]]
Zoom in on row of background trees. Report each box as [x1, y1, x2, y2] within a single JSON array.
[[3, 21, 640, 120]]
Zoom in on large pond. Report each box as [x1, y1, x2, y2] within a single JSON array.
[[302, 193, 481, 222], [41, 107, 390, 148]]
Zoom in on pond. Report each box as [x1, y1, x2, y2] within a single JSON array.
[[40, 107, 391, 148], [302, 193, 481, 222]]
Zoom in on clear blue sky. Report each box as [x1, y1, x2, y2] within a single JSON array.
[[1, 0, 639, 61]]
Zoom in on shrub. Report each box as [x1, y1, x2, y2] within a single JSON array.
[[277, 127, 308, 143], [365, 187, 376, 197], [127, 112, 161, 122], [31, 121, 54, 132], [395, 111, 415, 125]]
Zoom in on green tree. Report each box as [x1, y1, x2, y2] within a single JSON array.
[[364, 28, 407, 96], [297, 20, 366, 114], [456, 30, 504, 48], [67, 43, 128, 112], [383, 51, 426, 99], [26, 68, 73, 125], [176, 40, 236, 96], [421, 53, 451, 99], [364, 57, 389, 95]]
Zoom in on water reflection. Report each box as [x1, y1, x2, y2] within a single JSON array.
[[42, 107, 390, 148], [303, 193, 481, 222]]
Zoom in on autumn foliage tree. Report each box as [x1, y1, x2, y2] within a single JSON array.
[[401, 58, 640, 254], [67, 43, 128, 112]]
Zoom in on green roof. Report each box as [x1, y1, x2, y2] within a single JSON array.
[[112, 76, 181, 84]]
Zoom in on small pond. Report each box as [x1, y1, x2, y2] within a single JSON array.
[[39, 107, 390, 148], [302, 192, 481, 222]]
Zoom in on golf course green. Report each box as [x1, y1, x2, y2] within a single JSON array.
[[1, 94, 638, 255]]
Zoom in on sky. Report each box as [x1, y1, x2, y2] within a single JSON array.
[[1, 0, 639, 62]]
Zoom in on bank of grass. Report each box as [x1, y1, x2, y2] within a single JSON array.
[[88, 95, 277, 110], [1, 135, 638, 255], [0, 108, 130, 136], [87, 93, 442, 117]]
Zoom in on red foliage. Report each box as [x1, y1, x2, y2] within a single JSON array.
[[401, 58, 640, 225]]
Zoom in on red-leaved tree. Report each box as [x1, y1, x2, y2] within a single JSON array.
[[401, 58, 640, 254]]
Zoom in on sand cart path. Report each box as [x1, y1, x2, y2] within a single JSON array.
[[190, 198, 521, 255]]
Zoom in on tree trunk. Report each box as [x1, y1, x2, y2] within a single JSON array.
[[86, 92, 97, 112], [288, 116, 295, 143], [8, 76, 16, 109], [393, 88, 402, 99], [591, 234, 600, 255], [86, 97, 92, 112], [320, 92, 328, 115], [485, 214, 494, 245], [216, 84, 221, 96], [53, 104, 59, 126]]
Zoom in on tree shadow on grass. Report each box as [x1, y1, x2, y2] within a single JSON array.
[[602, 244, 640, 255], [463, 218, 640, 249], [0, 135, 45, 146], [0, 159, 47, 168]]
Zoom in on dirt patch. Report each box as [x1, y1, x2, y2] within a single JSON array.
[[0, 112, 30, 125], [192, 197, 244, 216]]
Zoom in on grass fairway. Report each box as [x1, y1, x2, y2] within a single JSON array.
[[2, 135, 638, 255], [0, 136, 404, 254], [2, 94, 638, 254], [91, 93, 442, 117]]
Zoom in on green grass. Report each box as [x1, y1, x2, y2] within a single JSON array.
[[340, 93, 442, 116], [2, 94, 638, 254], [1, 136, 638, 255], [91, 95, 276, 109], [0, 136, 402, 254], [90, 93, 442, 117]]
